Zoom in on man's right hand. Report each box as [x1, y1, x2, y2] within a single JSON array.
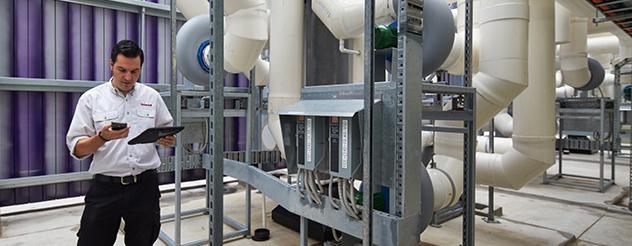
[[99, 124, 130, 141]]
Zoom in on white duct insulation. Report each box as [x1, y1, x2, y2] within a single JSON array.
[[554, 2, 570, 45], [440, 0, 480, 74], [314, 0, 456, 78], [267, 0, 305, 158], [311, 0, 396, 40], [559, 17, 591, 89], [492, 109, 513, 137], [175, 0, 270, 86], [429, 0, 530, 210], [619, 43, 632, 84], [477, 0, 555, 189]]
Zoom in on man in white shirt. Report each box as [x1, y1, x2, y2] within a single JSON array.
[[67, 40, 175, 246]]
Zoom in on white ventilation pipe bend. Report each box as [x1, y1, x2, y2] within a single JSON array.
[[429, 0, 530, 210], [477, 0, 555, 189], [311, 0, 396, 40], [560, 17, 591, 89], [176, 0, 270, 86], [493, 109, 513, 137], [555, 2, 570, 45]]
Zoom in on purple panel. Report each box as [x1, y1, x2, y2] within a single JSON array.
[[145, 16, 158, 83], [80, 5, 94, 80], [127, 12, 138, 44]]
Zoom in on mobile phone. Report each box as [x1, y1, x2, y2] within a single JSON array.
[[111, 122, 127, 131]]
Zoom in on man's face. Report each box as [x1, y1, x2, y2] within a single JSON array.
[[110, 54, 141, 93]]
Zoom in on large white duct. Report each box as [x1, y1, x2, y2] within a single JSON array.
[[429, 0, 530, 210], [440, 0, 480, 74], [267, 0, 305, 158], [554, 2, 570, 45], [560, 17, 590, 89], [477, 0, 555, 188], [588, 34, 620, 57], [311, 0, 395, 40]]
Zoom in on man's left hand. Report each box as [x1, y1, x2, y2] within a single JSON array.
[[157, 135, 176, 147]]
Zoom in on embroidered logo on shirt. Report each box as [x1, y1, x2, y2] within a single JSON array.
[[140, 103, 153, 107]]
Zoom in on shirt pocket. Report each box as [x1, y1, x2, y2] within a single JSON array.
[[135, 108, 156, 128], [93, 110, 119, 131]]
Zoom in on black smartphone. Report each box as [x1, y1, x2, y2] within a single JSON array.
[[111, 122, 127, 131]]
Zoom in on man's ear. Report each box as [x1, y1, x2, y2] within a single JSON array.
[[109, 59, 114, 69]]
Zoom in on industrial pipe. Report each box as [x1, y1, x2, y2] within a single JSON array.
[[429, 0, 530, 210], [267, 0, 305, 158]]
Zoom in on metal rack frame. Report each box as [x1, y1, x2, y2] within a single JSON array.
[[614, 57, 632, 211], [543, 98, 617, 192]]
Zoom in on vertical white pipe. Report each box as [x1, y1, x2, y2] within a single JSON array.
[[560, 17, 591, 88], [555, 2, 570, 45], [268, 0, 304, 157], [430, 0, 530, 210], [619, 42, 632, 84], [351, 37, 364, 84], [477, 0, 555, 189]]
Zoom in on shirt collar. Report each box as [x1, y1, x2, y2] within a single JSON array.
[[108, 77, 136, 98]]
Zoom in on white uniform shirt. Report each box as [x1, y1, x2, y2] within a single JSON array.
[[66, 79, 173, 177]]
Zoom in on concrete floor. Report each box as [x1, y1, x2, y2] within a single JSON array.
[[0, 152, 631, 245]]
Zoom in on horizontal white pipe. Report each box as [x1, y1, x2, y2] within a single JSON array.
[[268, 0, 304, 158], [175, 0, 209, 19], [244, 57, 269, 86], [560, 17, 591, 89], [588, 34, 620, 56], [555, 85, 574, 98], [311, 0, 395, 40], [493, 110, 513, 137], [476, 136, 513, 154]]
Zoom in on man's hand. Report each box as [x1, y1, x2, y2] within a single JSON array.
[[99, 124, 130, 141], [157, 135, 176, 147]]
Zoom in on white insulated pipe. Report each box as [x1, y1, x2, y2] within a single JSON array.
[[554, 2, 570, 45], [311, 0, 395, 40], [588, 35, 620, 57], [429, 0, 530, 210], [560, 17, 591, 89], [493, 109, 513, 137], [476, 0, 555, 189], [267, 0, 305, 158]]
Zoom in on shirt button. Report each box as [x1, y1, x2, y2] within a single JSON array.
[[129, 155, 132, 157], [127, 112, 130, 115]]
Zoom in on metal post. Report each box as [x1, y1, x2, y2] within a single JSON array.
[[208, 0, 225, 245], [245, 69, 256, 237], [600, 99, 605, 192], [484, 119, 499, 223], [299, 216, 308, 246], [169, 1, 181, 245], [139, 2, 146, 83], [463, 0, 476, 245], [362, 0, 375, 245]]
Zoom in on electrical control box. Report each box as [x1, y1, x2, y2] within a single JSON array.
[[297, 116, 328, 171], [278, 99, 380, 176], [329, 117, 362, 179]]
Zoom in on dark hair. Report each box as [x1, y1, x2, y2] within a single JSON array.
[[110, 40, 144, 66]]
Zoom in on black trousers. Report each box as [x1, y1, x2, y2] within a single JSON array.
[[77, 170, 161, 246]]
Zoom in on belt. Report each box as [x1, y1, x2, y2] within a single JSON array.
[[93, 169, 157, 185]]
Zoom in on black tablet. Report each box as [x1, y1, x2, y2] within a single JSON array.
[[128, 126, 185, 145]]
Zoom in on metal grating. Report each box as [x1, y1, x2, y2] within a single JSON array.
[[589, 0, 632, 38]]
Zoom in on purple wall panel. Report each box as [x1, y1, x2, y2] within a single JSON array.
[[2, 0, 206, 206]]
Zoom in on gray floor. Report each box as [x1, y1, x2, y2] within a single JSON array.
[[0, 152, 631, 245]]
